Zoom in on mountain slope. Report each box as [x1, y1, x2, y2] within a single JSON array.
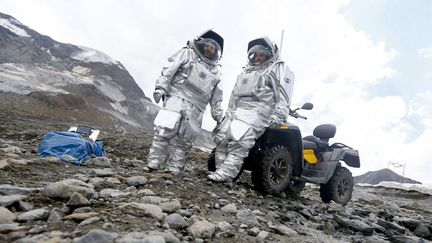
[[354, 168, 421, 185], [0, 12, 158, 130]]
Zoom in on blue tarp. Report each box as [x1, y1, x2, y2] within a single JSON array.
[[38, 131, 105, 165]]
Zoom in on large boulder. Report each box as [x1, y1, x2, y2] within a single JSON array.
[[0, 207, 16, 223], [188, 220, 215, 239], [17, 208, 49, 222], [43, 179, 97, 200]]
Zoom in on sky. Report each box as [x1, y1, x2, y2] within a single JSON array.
[[1, 0, 431, 183]]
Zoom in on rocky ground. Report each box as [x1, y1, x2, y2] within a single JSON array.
[[0, 104, 431, 243]]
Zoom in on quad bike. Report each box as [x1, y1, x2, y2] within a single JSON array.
[[208, 103, 360, 205]]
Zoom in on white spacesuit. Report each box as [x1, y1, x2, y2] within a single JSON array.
[[208, 37, 294, 182], [148, 30, 224, 172]]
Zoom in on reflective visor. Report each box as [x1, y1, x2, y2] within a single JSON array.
[[247, 44, 273, 66], [195, 38, 222, 62]]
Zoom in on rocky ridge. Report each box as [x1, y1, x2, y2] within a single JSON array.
[[0, 11, 158, 131], [355, 168, 421, 185]]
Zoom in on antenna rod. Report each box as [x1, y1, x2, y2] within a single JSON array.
[[279, 29, 285, 55]]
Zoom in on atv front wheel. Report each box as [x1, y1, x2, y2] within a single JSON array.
[[319, 166, 353, 205], [252, 146, 293, 194]]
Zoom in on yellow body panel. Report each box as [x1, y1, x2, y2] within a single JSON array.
[[304, 149, 318, 164]]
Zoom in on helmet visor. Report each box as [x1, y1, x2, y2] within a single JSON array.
[[195, 38, 221, 61], [247, 44, 273, 66]]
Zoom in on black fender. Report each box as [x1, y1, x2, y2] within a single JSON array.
[[341, 149, 360, 168], [248, 123, 304, 176], [302, 161, 341, 184], [322, 146, 360, 168]]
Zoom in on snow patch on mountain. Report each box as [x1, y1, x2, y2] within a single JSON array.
[[357, 181, 432, 196], [0, 64, 69, 94], [71, 46, 117, 64], [72, 66, 92, 75], [111, 102, 128, 114], [0, 63, 129, 105], [96, 81, 126, 103], [0, 17, 30, 37]]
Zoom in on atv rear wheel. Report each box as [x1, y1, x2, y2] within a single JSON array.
[[252, 145, 292, 194], [319, 166, 353, 205]]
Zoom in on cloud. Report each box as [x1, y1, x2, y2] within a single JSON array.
[[418, 47, 432, 58]]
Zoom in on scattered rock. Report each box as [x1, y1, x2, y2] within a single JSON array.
[[386, 233, 420, 243], [129, 159, 145, 167], [48, 208, 63, 223], [89, 177, 122, 188], [352, 190, 384, 205], [256, 231, 270, 241], [0, 184, 42, 195], [124, 186, 137, 193], [188, 220, 215, 239], [89, 157, 112, 167], [0, 223, 29, 234], [322, 220, 336, 234], [17, 208, 49, 222], [413, 224, 431, 238], [73, 207, 92, 214], [43, 179, 97, 200], [137, 189, 155, 196], [396, 217, 421, 231], [268, 222, 298, 237], [236, 209, 260, 226], [92, 168, 115, 177], [177, 209, 192, 217], [99, 189, 130, 198], [64, 212, 99, 221], [67, 192, 91, 207], [377, 219, 406, 234], [0, 145, 23, 154], [216, 221, 233, 232], [140, 196, 169, 204], [164, 213, 188, 230], [141, 235, 165, 243], [16, 200, 33, 211], [334, 215, 374, 235], [78, 217, 100, 227], [73, 174, 90, 182], [126, 176, 148, 187], [73, 229, 118, 243], [147, 230, 180, 243], [28, 225, 47, 234], [159, 200, 181, 213], [120, 202, 164, 220], [248, 227, 261, 236], [221, 203, 238, 214], [0, 159, 9, 169], [0, 206, 16, 223], [0, 194, 26, 207]]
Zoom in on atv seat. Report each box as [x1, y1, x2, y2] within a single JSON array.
[[303, 136, 329, 150], [302, 139, 318, 149], [303, 124, 337, 150]]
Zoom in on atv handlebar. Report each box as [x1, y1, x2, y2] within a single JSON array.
[[289, 110, 307, 120], [289, 102, 313, 120]]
